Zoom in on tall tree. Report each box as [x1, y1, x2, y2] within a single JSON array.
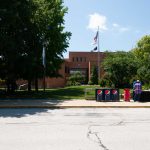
[[0, 0, 34, 92], [90, 65, 98, 85], [0, 0, 71, 92], [25, 0, 71, 91], [102, 51, 138, 88], [133, 35, 150, 86]]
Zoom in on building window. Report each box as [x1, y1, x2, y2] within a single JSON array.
[[65, 67, 67, 73], [65, 66, 70, 74], [80, 57, 82, 62], [76, 57, 78, 62], [84, 57, 86, 62], [72, 57, 74, 62]]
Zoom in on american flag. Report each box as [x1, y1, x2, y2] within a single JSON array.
[[93, 31, 98, 44]]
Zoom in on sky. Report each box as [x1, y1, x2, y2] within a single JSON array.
[[63, 0, 150, 58]]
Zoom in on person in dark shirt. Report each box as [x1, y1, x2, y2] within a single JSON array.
[[133, 80, 142, 101]]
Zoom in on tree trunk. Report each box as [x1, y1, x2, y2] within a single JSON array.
[[6, 80, 11, 93], [10, 80, 16, 93], [28, 79, 31, 92], [35, 77, 38, 92]]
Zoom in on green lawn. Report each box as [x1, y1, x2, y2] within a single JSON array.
[[0, 85, 100, 100], [0, 86, 131, 100]]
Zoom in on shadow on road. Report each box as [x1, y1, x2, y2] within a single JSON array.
[[0, 108, 55, 118]]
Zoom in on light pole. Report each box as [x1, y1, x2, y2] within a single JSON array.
[[42, 26, 51, 91], [42, 44, 46, 91]]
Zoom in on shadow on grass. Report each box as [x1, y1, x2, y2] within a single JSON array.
[[0, 87, 85, 100]]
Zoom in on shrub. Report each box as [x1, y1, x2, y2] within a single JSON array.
[[68, 71, 84, 86]]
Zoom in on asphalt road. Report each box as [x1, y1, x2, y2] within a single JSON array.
[[0, 108, 150, 150]]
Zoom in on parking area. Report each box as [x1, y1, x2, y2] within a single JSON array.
[[0, 108, 150, 150]]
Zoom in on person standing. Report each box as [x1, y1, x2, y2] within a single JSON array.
[[133, 80, 142, 101]]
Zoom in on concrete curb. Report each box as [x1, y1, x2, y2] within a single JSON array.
[[0, 105, 150, 108], [1, 99, 150, 109]]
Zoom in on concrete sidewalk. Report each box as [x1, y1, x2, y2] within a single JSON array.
[[0, 99, 150, 108]]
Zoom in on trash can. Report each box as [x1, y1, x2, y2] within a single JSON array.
[[111, 89, 120, 101], [96, 88, 120, 101], [124, 88, 130, 101], [96, 89, 104, 101], [104, 89, 111, 101]]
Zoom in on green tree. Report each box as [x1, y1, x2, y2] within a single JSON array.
[[0, 0, 71, 92], [22, 0, 71, 91], [133, 35, 150, 61], [90, 65, 98, 85], [133, 35, 150, 86], [102, 51, 138, 88], [0, 0, 34, 92]]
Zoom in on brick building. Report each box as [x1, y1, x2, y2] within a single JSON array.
[[17, 51, 106, 89], [39, 51, 106, 88]]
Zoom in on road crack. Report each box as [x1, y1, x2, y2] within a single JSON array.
[[87, 125, 109, 150]]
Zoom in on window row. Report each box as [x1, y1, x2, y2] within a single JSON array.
[[72, 57, 86, 62]]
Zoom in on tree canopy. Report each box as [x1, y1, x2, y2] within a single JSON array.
[[101, 35, 150, 88], [90, 65, 98, 85], [0, 0, 71, 92], [102, 51, 138, 88], [133, 35, 150, 86]]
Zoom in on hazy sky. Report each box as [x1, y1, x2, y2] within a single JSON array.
[[63, 0, 150, 58]]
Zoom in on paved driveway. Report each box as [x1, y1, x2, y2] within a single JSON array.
[[0, 108, 150, 150]]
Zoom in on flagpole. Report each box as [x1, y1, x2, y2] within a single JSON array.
[[97, 26, 100, 83], [43, 46, 46, 91]]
